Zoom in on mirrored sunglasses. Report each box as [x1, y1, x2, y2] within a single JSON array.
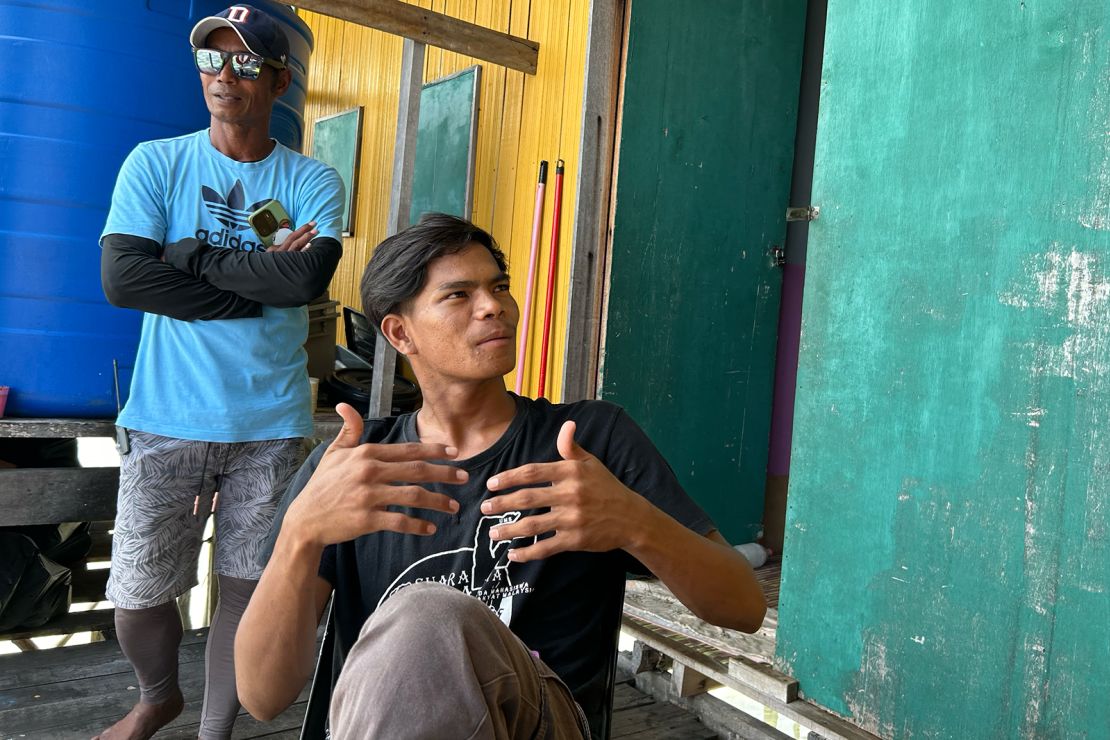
[[193, 47, 284, 80]]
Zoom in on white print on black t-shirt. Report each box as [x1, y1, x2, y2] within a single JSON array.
[[376, 512, 537, 624]]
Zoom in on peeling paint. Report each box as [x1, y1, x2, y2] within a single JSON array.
[[1079, 37, 1110, 231], [846, 638, 895, 740], [1002, 247, 1110, 380]]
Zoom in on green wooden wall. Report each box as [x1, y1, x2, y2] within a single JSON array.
[[601, 0, 806, 543], [778, 2, 1110, 737]]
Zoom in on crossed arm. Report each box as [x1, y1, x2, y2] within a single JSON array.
[[235, 403, 768, 720], [100, 224, 341, 320]]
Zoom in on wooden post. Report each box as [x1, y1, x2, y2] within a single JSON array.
[[370, 38, 425, 419], [560, 0, 625, 401]]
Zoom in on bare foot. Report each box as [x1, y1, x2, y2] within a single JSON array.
[[92, 689, 184, 740]]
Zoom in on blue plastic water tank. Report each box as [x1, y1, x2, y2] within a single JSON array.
[[0, 1, 315, 417]]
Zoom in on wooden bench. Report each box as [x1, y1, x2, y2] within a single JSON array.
[[0, 415, 343, 646], [619, 578, 880, 740]]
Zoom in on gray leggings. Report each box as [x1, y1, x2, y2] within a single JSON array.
[[115, 574, 256, 739], [330, 582, 590, 739]]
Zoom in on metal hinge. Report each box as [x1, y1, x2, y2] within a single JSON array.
[[786, 205, 820, 222]]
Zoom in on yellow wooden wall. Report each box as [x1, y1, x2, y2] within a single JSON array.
[[297, 1, 589, 401]]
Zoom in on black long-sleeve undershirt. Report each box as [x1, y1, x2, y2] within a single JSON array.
[[162, 236, 342, 308], [101, 233, 263, 321], [101, 234, 343, 321]]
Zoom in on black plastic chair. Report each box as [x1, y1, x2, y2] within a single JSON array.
[[299, 603, 335, 740]]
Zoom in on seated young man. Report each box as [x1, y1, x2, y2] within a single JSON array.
[[235, 213, 767, 739]]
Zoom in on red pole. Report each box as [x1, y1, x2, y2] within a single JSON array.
[[515, 161, 548, 395], [537, 159, 564, 399]]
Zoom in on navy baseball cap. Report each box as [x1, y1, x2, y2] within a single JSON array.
[[189, 4, 289, 67]]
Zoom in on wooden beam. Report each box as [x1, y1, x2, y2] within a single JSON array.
[[672, 661, 716, 698], [295, 0, 539, 75], [0, 414, 343, 440], [615, 654, 795, 740], [622, 617, 879, 740], [630, 639, 666, 674], [0, 468, 119, 525], [370, 38, 424, 419], [562, 0, 625, 401], [0, 608, 116, 642], [0, 419, 116, 438]]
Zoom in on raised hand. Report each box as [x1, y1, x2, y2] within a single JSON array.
[[268, 220, 318, 252], [285, 403, 466, 547], [480, 420, 649, 562]]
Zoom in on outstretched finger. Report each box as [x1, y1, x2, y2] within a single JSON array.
[[506, 535, 567, 563], [373, 511, 442, 537], [556, 420, 590, 461], [486, 460, 564, 491], [481, 487, 557, 515], [376, 458, 469, 486], [366, 441, 460, 464], [388, 485, 461, 514], [488, 511, 558, 541], [328, 403, 364, 451]]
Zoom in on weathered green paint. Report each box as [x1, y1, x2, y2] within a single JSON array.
[[778, 3, 1110, 737], [601, 0, 807, 543]]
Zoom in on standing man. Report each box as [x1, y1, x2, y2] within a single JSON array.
[[236, 214, 767, 738], [98, 5, 344, 739]]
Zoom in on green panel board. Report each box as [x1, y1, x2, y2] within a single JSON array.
[[410, 66, 480, 223], [778, 3, 1110, 737], [312, 107, 362, 235], [601, 0, 807, 543]]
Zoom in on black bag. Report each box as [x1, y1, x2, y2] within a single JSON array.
[[0, 531, 73, 632], [6, 522, 92, 566]]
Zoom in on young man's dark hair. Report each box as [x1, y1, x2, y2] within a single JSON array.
[[360, 212, 508, 327]]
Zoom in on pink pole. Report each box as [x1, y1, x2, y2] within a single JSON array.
[[537, 160, 565, 399], [515, 161, 548, 395]]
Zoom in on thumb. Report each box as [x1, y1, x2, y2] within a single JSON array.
[[329, 402, 365, 450], [556, 420, 589, 461]]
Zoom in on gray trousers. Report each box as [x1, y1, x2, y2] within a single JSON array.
[[331, 583, 590, 739]]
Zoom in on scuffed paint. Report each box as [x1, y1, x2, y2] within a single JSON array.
[[1001, 246, 1110, 380], [1079, 27, 1109, 231], [846, 637, 896, 740]]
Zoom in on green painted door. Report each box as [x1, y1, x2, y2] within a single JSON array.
[[778, 3, 1110, 737], [601, 1, 807, 543]]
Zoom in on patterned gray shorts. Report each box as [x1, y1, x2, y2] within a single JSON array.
[[106, 430, 305, 609]]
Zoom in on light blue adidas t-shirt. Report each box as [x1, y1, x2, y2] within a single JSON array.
[[102, 129, 344, 442]]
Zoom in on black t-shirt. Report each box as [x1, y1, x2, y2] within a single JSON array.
[[276, 394, 713, 734]]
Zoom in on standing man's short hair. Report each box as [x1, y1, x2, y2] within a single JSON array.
[[360, 213, 508, 327]]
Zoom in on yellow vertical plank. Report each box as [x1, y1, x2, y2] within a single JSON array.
[[471, 0, 511, 231], [492, 0, 532, 393]]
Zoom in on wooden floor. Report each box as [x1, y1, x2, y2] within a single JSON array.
[[0, 629, 714, 740]]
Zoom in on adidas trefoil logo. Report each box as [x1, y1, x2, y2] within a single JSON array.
[[201, 180, 268, 231], [196, 180, 270, 252]]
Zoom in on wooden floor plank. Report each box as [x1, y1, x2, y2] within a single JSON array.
[[1, 627, 723, 739], [0, 631, 208, 691], [0, 608, 116, 643], [612, 680, 657, 712]]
